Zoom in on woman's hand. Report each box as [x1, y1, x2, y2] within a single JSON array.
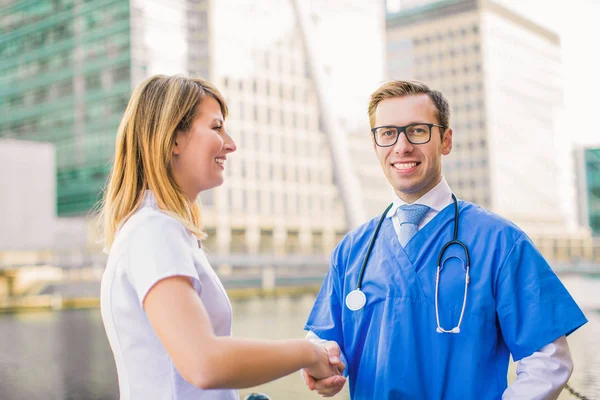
[[302, 341, 347, 397]]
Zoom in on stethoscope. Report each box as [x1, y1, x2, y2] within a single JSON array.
[[345, 194, 471, 334]]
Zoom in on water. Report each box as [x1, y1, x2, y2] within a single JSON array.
[[0, 293, 598, 400]]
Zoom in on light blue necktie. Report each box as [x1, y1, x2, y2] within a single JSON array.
[[397, 204, 431, 247]]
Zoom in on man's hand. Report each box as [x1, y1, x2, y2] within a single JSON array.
[[302, 341, 347, 397]]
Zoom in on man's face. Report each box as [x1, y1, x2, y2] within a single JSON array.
[[373, 94, 452, 203]]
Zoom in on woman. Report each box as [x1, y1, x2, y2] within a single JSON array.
[[99, 75, 344, 399]]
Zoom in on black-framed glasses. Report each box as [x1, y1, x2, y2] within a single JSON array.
[[371, 123, 445, 147]]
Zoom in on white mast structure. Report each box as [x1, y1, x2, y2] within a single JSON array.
[[291, 0, 367, 230]]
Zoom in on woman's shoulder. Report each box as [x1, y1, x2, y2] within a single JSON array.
[[114, 206, 193, 252]]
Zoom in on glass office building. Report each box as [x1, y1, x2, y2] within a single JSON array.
[[584, 148, 600, 236], [0, 0, 131, 215]]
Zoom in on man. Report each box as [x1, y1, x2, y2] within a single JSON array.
[[301, 80, 587, 399]]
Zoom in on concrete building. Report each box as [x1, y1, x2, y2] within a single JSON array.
[[0, 140, 55, 252], [195, 0, 389, 257], [1, 0, 390, 260], [385, 0, 594, 260]]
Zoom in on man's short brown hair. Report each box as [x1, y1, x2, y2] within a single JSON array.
[[368, 80, 451, 131]]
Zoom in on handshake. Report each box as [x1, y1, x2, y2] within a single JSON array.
[[245, 339, 346, 400], [302, 339, 347, 397]]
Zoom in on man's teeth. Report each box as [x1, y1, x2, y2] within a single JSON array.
[[215, 158, 224, 165], [393, 162, 417, 170]]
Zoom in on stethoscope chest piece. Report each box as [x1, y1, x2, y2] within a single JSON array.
[[346, 289, 366, 311]]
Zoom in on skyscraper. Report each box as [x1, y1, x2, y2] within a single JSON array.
[[199, 0, 389, 257], [1, 0, 132, 215], [385, 0, 592, 257]]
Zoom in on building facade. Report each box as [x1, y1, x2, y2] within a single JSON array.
[[1, 0, 390, 260], [385, 0, 595, 261], [1, 0, 132, 215], [200, 0, 389, 257], [576, 147, 600, 237]]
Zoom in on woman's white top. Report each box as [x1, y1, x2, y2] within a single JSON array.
[[101, 191, 239, 400]]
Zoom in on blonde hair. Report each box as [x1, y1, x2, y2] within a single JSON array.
[[99, 74, 228, 250], [368, 80, 450, 130]]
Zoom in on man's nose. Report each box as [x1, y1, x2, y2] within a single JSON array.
[[393, 132, 414, 153]]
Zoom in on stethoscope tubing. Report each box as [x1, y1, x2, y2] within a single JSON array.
[[348, 194, 471, 334]]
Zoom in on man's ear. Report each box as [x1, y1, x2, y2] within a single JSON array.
[[441, 128, 453, 155]]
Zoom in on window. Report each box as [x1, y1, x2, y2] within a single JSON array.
[[114, 65, 129, 82], [85, 74, 101, 91], [57, 80, 73, 97]]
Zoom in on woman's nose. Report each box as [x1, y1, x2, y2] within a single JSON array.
[[224, 135, 237, 153]]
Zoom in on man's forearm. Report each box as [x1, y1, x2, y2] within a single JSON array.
[[502, 336, 573, 400]]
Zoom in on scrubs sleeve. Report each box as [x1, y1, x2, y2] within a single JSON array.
[[304, 242, 346, 349], [495, 234, 587, 361], [126, 216, 202, 308]]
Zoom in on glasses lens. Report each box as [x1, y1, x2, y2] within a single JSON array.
[[374, 127, 398, 146], [406, 124, 431, 144]]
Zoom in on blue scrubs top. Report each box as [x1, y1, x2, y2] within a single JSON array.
[[305, 201, 587, 400]]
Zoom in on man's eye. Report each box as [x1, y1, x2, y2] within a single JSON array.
[[383, 130, 394, 136]]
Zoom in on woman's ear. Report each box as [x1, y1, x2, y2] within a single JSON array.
[[173, 132, 183, 156]]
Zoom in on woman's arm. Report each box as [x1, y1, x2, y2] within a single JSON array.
[[143, 275, 340, 389]]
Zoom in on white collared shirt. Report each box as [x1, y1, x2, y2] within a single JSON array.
[[386, 176, 453, 234]]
